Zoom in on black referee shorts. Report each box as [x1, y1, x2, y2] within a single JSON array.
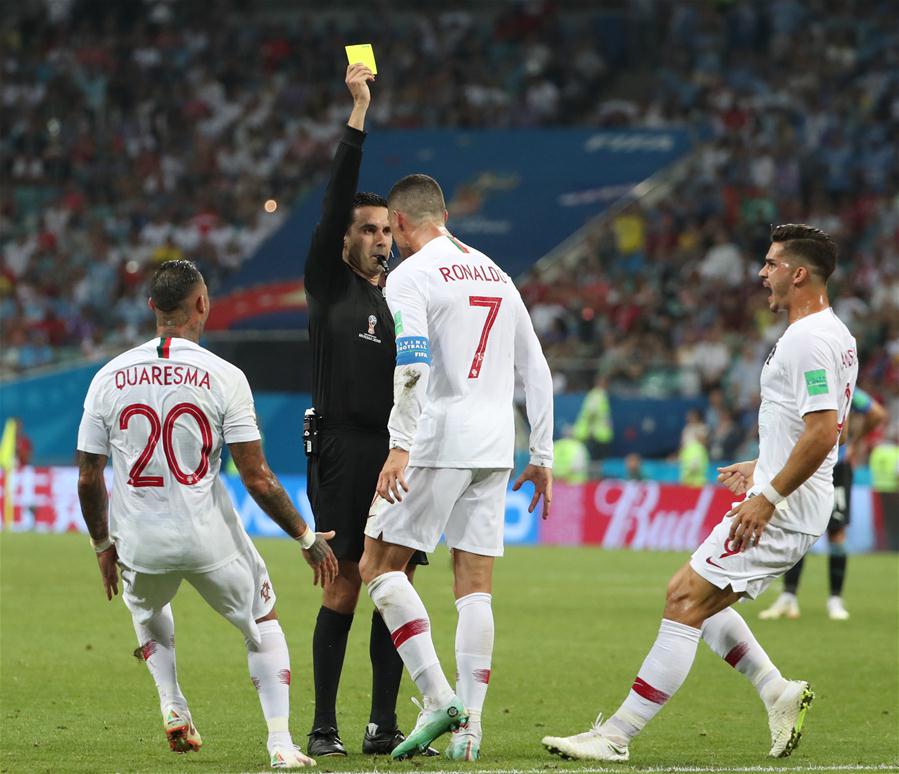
[[307, 429, 428, 566], [828, 459, 853, 533]]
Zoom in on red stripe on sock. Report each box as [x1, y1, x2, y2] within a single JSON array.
[[278, 668, 291, 686], [473, 668, 491, 685], [140, 640, 157, 661], [725, 642, 750, 668], [631, 676, 670, 704], [391, 618, 429, 648]]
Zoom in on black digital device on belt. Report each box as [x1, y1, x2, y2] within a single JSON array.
[[303, 408, 320, 456]]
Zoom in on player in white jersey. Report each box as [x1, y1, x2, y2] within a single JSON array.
[[543, 224, 858, 763], [357, 174, 554, 760], [76, 260, 338, 770]]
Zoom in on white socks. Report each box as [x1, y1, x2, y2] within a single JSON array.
[[247, 619, 293, 753], [455, 592, 493, 730], [602, 619, 701, 745], [701, 607, 788, 709], [133, 604, 188, 712], [367, 571, 454, 706]]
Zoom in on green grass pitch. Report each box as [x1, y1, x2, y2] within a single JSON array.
[[2, 532, 897, 773]]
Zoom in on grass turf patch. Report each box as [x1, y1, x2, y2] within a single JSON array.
[[1, 533, 897, 772]]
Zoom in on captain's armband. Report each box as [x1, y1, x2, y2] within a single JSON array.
[[396, 336, 431, 366]]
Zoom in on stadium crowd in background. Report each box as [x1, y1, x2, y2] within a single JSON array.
[[2, 0, 897, 453]]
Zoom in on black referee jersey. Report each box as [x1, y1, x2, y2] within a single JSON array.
[[304, 126, 394, 433]]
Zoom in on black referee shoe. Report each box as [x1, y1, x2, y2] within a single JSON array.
[[307, 727, 347, 757], [362, 723, 439, 757]]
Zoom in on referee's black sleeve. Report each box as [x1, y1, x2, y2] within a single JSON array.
[[303, 125, 366, 299]]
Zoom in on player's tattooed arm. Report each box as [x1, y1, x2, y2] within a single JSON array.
[[229, 440, 307, 537], [78, 450, 119, 600], [228, 440, 338, 584], [77, 451, 109, 540]]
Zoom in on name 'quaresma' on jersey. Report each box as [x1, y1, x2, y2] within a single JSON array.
[[76, 337, 261, 574], [756, 308, 859, 536]]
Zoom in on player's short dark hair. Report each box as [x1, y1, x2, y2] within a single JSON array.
[[348, 192, 388, 227], [150, 260, 204, 312], [387, 174, 446, 224], [770, 223, 837, 282]]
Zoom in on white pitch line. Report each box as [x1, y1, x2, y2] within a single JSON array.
[[288, 765, 899, 774]]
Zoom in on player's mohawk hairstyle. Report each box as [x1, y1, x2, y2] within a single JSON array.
[[150, 259, 204, 312], [770, 223, 837, 281]]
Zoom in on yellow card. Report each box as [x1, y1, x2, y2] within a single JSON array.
[[345, 43, 377, 75]]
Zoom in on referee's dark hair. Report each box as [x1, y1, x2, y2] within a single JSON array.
[[349, 192, 388, 227], [770, 223, 837, 282], [150, 259, 205, 312]]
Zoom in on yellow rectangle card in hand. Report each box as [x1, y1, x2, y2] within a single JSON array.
[[344, 43, 377, 75]]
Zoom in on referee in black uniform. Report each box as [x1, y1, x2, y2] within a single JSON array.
[[303, 64, 429, 758]]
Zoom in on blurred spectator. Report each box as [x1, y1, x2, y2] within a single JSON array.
[[0, 0, 896, 445], [625, 452, 645, 481], [680, 408, 708, 448], [13, 419, 32, 466], [553, 427, 590, 485], [870, 431, 899, 550], [708, 408, 743, 462], [679, 420, 709, 488], [573, 373, 614, 460]]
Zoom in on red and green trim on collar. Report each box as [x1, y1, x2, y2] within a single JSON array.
[[446, 234, 470, 253], [157, 337, 172, 359]]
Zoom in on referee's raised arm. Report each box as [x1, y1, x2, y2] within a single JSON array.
[[304, 64, 375, 298]]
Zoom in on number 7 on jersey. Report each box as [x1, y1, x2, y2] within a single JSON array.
[[468, 296, 502, 379]]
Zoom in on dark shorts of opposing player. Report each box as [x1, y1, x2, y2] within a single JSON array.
[[829, 460, 852, 532], [307, 429, 428, 566]]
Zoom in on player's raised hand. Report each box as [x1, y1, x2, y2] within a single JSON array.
[[717, 459, 756, 495], [377, 448, 410, 504], [512, 464, 553, 520], [96, 544, 119, 600], [303, 531, 338, 587], [345, 63, 374, 106], [725, 494, 775, 551]]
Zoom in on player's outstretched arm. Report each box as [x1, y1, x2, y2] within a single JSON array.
[[511, 291, 554, 515], [716, 459, 756, 494], [304, 64, 375, 296], [76, 450, 118, 600], [346, 62, 373, 132], [379, 263, 432, 503], [229, 440, 338, 586]]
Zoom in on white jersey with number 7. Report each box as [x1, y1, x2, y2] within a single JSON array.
[[386, 233, 553, 469], [76, 337, 261, 574]]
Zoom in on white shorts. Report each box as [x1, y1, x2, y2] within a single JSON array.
[[364, 467, 511, 557], [690, 514, 817, 599], [121, 541, 275, 648]]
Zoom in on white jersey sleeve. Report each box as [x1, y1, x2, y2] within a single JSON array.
[[388, 265, 432, 366], [785, 334, 841, 416], [385, 262, 432, 450], [223, 370, 262, 444], [512, 292, 553, 467], [77, 373, 111, 455]]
